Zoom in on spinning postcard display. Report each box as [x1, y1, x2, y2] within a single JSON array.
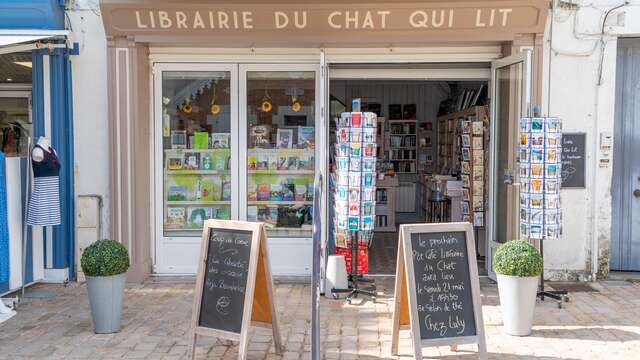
[[519, 117, 562, 240], [334, 112, 378, 244]]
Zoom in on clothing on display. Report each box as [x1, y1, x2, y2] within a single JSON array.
[[26, 144, 61, 226]]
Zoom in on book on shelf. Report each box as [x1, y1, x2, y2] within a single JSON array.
[[297, 126, 315, 149], [193, 131, 209, 150], [211, 133, 230, 148], [166, 207, 186, 228]]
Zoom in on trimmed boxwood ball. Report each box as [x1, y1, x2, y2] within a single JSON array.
[[81, 240, 130, 277], [493, 240, 543, 277]]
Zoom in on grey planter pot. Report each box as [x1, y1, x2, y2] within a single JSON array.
[[86, 273, 126, 334]]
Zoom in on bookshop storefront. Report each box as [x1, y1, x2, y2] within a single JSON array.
[[100, 0, 548, 281]]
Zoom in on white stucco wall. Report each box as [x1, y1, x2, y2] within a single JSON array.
[[65, 0, 640, 280], [69, 0, 111, 240], [541, 1, 640, 280]]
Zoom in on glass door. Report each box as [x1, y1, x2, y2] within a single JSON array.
[[488, 51, 532, 280], [154, 64, 238, 274], [239, 64, 320, 239]]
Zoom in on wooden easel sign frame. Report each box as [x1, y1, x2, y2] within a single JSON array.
[[391, 222, 487, 359], [188, 220, 282, 360]]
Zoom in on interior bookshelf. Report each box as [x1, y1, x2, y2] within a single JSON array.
[[388, 119, 417, 173]]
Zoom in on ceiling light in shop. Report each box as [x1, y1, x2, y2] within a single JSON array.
[[6, 78, 12, 82]]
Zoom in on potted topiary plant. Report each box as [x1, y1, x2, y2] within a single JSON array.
[[493, 240, 543, 336], [80, 239, 130, 334]]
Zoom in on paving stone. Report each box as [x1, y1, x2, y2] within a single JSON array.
[[2, 280, 640, 359]]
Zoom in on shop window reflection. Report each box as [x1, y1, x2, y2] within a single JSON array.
[[245, 71, 315, 237], [162, 71, 232, 236]]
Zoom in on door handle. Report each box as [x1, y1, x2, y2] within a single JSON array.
[[634, 189, 640, 198]]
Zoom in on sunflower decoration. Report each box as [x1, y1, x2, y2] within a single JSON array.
[[260, 86, 273, 113], [290, 96, 302, 112], [181, 98, 192, 113], [210, 82, 220, 114], [261, 95, 273, 112]]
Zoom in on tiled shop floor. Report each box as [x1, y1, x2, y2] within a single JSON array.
[[1, 278, 639, 359]]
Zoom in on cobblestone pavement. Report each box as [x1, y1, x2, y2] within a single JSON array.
[[1, 278, 639, 359]]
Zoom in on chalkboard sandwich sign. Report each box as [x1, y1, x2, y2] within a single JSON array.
[[188, 220, 282, 360], [391, 222, 487, 359]]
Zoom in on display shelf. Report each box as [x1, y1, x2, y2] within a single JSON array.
[[164, 148, 230, 153], [165, 170, 230, 175], [248, 201, 313, 205], [166, 201, 231, 205]]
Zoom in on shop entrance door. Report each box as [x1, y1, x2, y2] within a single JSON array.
[[611, 39, 640, 271], [153, 64, 239, 274], [488, 52, 531, 280]]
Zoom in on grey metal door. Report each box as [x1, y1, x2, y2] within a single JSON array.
[[612, 38, 640, 271]]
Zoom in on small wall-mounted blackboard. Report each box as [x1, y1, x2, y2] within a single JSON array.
[[561, 133, 586, 188], [391, 223, 487, 359], [188, 220, 282, 360]]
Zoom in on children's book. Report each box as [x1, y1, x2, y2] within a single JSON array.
[[166, 207, 186, 228], [277, 129, 293, 149], [194, 131, 210, 149], [257, 184, 271, 201], [187, 207, 212, 228], [248, 183, 258, 201], [183, 152, 200, 170], [297, 126, 315, 149], [211, 133, 230, 148], [167, 186, 188, 201]]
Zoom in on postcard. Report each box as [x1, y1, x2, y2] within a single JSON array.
[[530, 179, 544, 193], [462, 148, 471, 161], [530, 194, 544, 208], [350, 157, 361, 171], [362, 158, 376, 172], [350, 128, 362, 142], [520, 193, 529, 208], [520, 164, 530, 178], [520, 208, 529, 222], [362, 172, 375, 187], [461, 134, 471, 147], [364, 112, 377, 127], [336, 216, 347, 230], [546, 133, 561, 147], [349, 172, 361, 187], [461, 161, 471, 174], [462, 121, 471, 134], [520, 117, 531, 133], [546, 117, 561, 133], [361, 201, 374, 216], [338, 127, 350, 143], [473, 166, 483, 181], [472, 137, 483, 150], [461, 201, 470, 214], [530, 224, 544, 239], [531, 164, 544, 178], [521, 178, 530, 193], [473, 212, 484, 227], [349, 203, 360, 216], [531, 133, 545, 146], [546, 148, 558, 162], [520, 133, 529, 146], [546, 210, 559, 224], [348, 216, 360, 230], [337, 157, 349, 170], [337, 185, 349, 201], [520, 224, 530, 239], [519, 148, 530, 162], [546, 164, 558, 178], [462, 188, 470, 201], [361, 216, 374, 230], [350, 142, 361, 157], [545, 225, 559, 239], [362, 187, 375, 201], [531, 209, 544, 224], [461, 174, 470, 188], [531, 117, 544, 132], [473, 196, 484, 211], [472, 121, 484, 135], [531, 148, 544, 163], [363, 127, 376, 142], [349, 187, 360, 203], [336, 143, 349, 157], [364, 143, 376, 157], [546, 180, 559, 193], [473, 180, 484, 194], [350, 113, 363, 127], [546, 195, 559, 209]]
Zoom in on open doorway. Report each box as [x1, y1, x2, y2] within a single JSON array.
[[327, 68, 491, 277]]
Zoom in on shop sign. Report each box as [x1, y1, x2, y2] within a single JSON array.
[[101, 1, 548, 46]]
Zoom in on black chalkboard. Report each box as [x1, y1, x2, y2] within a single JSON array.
[[410, 231, 477, 340], [561, 133, 586, 188], [198, 228, 253, 334]]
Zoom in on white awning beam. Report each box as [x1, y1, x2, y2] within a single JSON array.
[[0, 30, 70, 55]]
